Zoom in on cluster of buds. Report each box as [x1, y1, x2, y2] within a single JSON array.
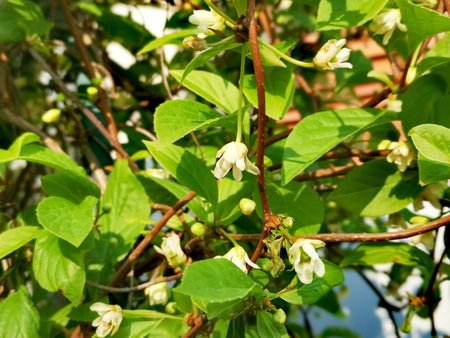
[[378, 140, 415, 172]]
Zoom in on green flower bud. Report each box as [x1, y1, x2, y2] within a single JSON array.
[[239, 198, 256, 216], [165, 302, 177, 314], [102, 203, 112, 214], [273, 308, 287, 324], [183, 36, 208, 51], [191, 222, 205, 237], [42, 108, 61, 123], [87, 86, 99, 97]]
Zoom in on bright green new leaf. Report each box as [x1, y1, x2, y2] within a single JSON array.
[[0, 132, 40, 162], [400, 73, 450, 133], [278, 260, 344, 305], [317, 0, 388, 30], [341, 242, 433, 285], [170, 71, 240, 114], [33, 233, 86, 304], [398, 0, 450, 50], [154, 99, 231, 145], [256, 312, 289, 338], [174, 258, 261, 303], [144, 141, 218, 205], [282, 108, 391, 185], [193, 298, 246, 320], [243, 66, 295, 120], [0, 0, 53, 42], [258, 42, 287, 68], [138, 29, 197, 54], [410, 124, 450, 183], [417, 33, 450, 74], [37, 196, 98, 247], [0, 226, 43, 259], [329, 160, 422, 217], [0, 286, 40, 338]]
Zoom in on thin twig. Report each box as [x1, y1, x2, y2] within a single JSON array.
[[227, 213, 450, 243], [109, 191, 196, 286], [86, 273, 182, 293]]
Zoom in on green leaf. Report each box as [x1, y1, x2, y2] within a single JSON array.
[[317, 0, 388, 31], [174, 258, 260, 303], [409, 124, 450, 184], [261, 181, 324, 235], [329, 160, 422, 217], [398, 0, 450, 50], [258, 42, 287, 68], [0, 286, 40, 338], [215, 177, 256, 225], [36, 196, 97, 247], [170, 71, 240, 114], [0, 132, 40, 162], [138, 29, 197, 54], [144, 141, 218, 205], [33, 232, 86, 304], [341, 242, 433, 285], [233, 0, 247, 16], [19, 144, 100, 197], [278, 260, 344, 304], [417, 33, 450, 74], [243, 66, 295, 120], [282, 108, 390, 185], [155, 100, 229, 145], [0, 226, 43, 259], [193, 298, 246, 320], [400, 73, 450, 133], [114, 317, 189, 338], [181, 41, 242, 81], [41, 172, 98, 203], [256, 312, 289, 338], [0, 0, 53, 42]]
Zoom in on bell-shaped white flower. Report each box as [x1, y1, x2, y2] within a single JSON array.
[[154, 232, 187, 268], [144, 282, 169, 306], [313, 39, 352, 70], [369, 8, 407, 45], [213, 141, 260, 181], [188, 9, 225, 39], [218, 245, 260, 273], [288, 238, 325, 284], [90, 302, 123, 337], [378, 140, 415, 172]]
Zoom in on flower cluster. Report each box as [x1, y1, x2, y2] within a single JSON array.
[[378, 140, 415, 172], [369, 8, 407, 45], [213, 141, 259, 181], [313, 39, 352, 70], [154, 232, 187, 268], [288, 239, 325, 284], [188, 9, 225, 39], [217, 245, 260, 273], [90, 302, 123, 337]]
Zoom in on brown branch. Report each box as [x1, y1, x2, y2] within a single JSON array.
[[86, 273, 182, 293], [109, 191, 196, 286], [183, 315, 205, 338], [247, 0, 278, 265], [362, 87, 391, 108], [58, 0, 119, 143], [228, 214, 450, 243]]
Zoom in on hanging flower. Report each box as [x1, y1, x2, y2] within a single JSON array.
[[213, 141, 260, 181], [378, 140, 415, 172], [239, 198, 256, 215], [313, 39, 353, 70], [144, 282, 169, 306], [217, 245, 260, 273], [288, 238, 325, 285], [188, 9, 226, 39], [369, 8, 407, 45], [384, 94, 403, 112], [90, 302, 123, 337], [154, 232, 187, 268]]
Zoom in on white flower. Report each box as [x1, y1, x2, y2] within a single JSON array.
[[154, 232, 187, 268], [90, 302, 123, 337], [378, 140, 415, 172], [385, 94, 403, 112], [218, 245, 260, 273], [313, 39, 353, 70], [144, 282, 169, 306], [369, 9, 407, 45], [288, 238, 325, 285], [188, 9, 225, 39], [213, 141, 260, 181]]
